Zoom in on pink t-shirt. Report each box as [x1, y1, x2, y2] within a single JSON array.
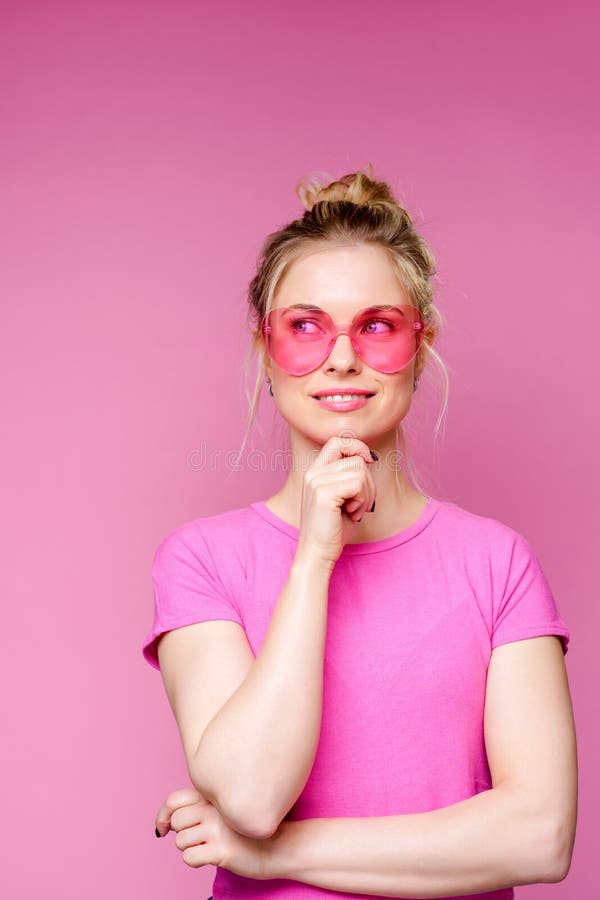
[[142, 495, 570, 900]]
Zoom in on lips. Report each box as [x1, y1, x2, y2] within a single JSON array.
[[312, 390, 375, 398]]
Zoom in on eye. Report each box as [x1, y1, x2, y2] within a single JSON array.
[[290, 317, 323, 334], [362, 317, 395, 334]]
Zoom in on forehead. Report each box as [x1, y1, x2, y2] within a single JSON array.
[[272, 243, 409, 313], [281, 302, 400, 315]]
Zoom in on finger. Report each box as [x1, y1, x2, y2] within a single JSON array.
[[317, 435, 376, 470], [338, 458, 376, 518], [329, 473, 371, 518], [155, 810, 176, 837], [344, 466, 376, 521], [337, 459, 372, 515], [311, 468, 365, 500], [317, 454, 368, 478], [346, 494, 369, 522], [171, 800, 213, 832], [359, 466, 377, 519], [312, 465, 372, 519], [182, 843, 216, 869], [175, 823, 207, 851], [155, 787, 204, 836]]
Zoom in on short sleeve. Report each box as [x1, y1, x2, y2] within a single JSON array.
[[491, 531, 571, 655], [141, 528, 244, 671]]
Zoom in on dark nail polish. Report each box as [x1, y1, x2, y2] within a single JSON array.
[[369, 450, 379, 461], [370, 500, 376, 512], [155, 826, 161, 838]]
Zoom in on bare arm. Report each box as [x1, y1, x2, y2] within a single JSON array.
[[262, 785, 562, 896], [157, 437, 375, 841], [258, 635, 577, 896], [190, 549, 334, 838]]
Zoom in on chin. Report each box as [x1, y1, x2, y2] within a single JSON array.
[[304, 422, 378, 445]]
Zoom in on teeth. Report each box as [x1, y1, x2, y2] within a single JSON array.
[[318, 394, 367, 401]]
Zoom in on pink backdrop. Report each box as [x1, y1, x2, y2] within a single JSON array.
[[1, 1, 596, 897]]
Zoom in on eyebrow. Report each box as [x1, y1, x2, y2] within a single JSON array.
[[286, 303, 397, 312]]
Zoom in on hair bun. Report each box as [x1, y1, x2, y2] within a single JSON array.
[[296, 161, 399, 213], [296, 171, 335, 211]]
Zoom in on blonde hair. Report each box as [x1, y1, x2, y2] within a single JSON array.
[[238, 162, 449, 497]]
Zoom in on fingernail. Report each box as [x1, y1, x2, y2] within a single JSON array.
[[155, 826, 161, 838], [369, 450, 379, 461], [370, 500, 376, 512]]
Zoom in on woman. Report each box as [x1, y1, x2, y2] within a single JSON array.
[[142, 165, 577, 899]]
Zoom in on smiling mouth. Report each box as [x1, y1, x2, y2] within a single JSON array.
[[312, 393, 375, 400]]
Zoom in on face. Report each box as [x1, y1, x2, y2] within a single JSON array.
[[259, 243, 423, 447]]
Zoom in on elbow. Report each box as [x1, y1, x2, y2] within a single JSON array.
[[538, 816, 575, 884], [506, 787, 576, 886], [221, 797, 281, 840], [234, 792, 281, 841], [234, 791, 295, 840], [189, 763, 278, 839]]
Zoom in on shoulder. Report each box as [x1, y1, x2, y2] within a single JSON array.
[[432, 498, 547, 599], [434, 497, 533, 557], [142, 506, 254, 670], [155, 503, 256, 552], [434, 499, 569, 654], [152, 503, 258, 575]]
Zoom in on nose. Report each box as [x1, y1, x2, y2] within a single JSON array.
[[323, 330, 361, 372]]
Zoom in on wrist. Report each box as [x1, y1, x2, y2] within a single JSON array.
[[292, 546, 335, 578], [260, 819, 306, 881]]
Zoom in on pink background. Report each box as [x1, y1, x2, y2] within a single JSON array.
[[1, 1, 596, 897]]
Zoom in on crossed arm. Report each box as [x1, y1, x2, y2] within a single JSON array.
[[159, 546, 577, 896], [257, 636, 577, 896]]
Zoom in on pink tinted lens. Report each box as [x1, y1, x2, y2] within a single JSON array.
[[261, 307, 335, 376], [351, 305, 423, 374], [262, 305, 423, 375]]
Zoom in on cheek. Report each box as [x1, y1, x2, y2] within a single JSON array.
[[273, 377, 311, 410], [381, 371, 413, 394], [378, 379, 414, 416]]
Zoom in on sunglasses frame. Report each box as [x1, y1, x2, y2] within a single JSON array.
[[259, 303, 424, 375]]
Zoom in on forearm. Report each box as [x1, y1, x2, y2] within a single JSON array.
[[191, 550, 333, 837], [263, 785, 561, 897]]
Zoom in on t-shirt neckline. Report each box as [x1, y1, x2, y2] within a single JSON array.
[[249, 495, 441, 555]]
